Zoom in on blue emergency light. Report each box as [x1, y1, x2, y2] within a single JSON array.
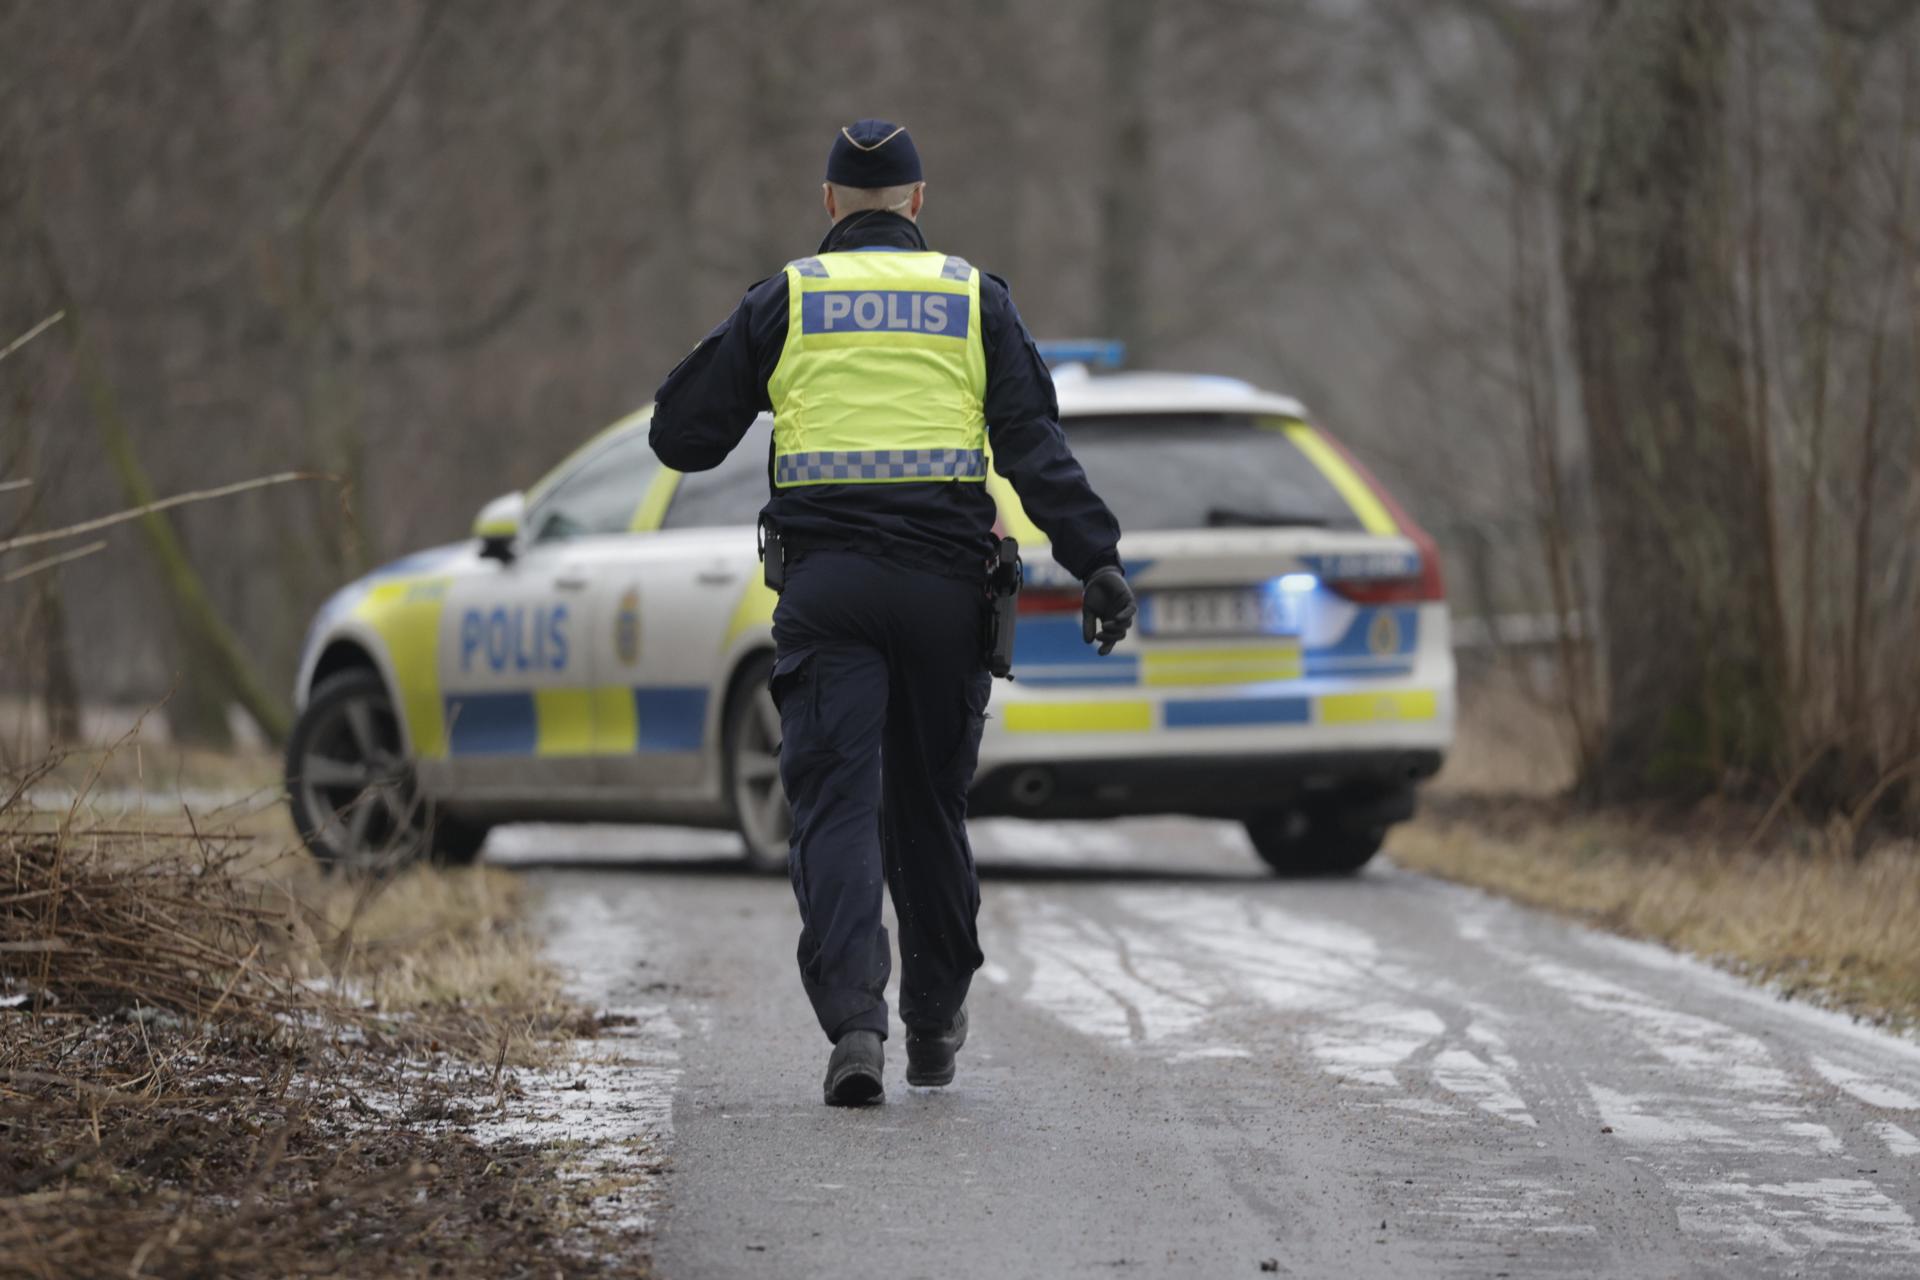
[[1035, 339, 1127, 369]]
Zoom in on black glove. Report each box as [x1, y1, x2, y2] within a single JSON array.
[[1081, 566, 1137, 656]]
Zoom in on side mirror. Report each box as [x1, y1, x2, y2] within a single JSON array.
[[473, 492, 525, 562]]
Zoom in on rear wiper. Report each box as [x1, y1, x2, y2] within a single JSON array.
[[1204, 507, 1329, 529]]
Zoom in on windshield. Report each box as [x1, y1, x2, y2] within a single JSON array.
[[662, 418, 773, 529], [527, 428, 661, 542], [1058, 414, 1364, 533]]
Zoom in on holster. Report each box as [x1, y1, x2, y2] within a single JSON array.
[[984, 536, 1022, 679], [758, 516, 786, 592]]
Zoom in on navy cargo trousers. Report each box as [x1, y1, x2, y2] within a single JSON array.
[[769, 550, 991, 1042]]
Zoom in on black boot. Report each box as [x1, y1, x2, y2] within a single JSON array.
[[823, 1030, 885, 1106], [905, 1005, 968, 1087]]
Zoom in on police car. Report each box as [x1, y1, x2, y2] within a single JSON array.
[[285, 356, 1453, 876]]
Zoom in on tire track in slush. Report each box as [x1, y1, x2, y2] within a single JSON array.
[[983, 846, 1920, 1274], [989, 881, 1585, 1252], [501, 817, 1920, 1274]]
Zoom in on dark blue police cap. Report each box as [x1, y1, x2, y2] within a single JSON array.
[[826, 119, 923, 188]]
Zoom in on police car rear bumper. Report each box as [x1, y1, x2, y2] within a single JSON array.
[[968, 749, 1443, 822]]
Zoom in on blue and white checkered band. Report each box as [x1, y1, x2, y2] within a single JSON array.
[[939, 255, 972, 281], [775, 448, 988, 484], [789, 257, 829, 277], [799, 289, 970, 338]]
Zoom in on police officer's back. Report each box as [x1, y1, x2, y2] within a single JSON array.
[[650, 120, 1134, 1105]]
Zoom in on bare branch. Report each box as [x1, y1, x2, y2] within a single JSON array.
[[1815, 0, 1920, 41], [0, 311, 64, 364], [0, 473, 326, 556], [1, 540, 108, 586], [294, 0, 451, 233]]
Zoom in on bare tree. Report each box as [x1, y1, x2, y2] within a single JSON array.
[[1098, 0, 1156, 359], [1562, 0, 1787, 799]]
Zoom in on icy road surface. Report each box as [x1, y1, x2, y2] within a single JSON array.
[[491, 818, 1920, 1279]]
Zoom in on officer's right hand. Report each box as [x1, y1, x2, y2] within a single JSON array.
[[1081, 566, 1137, 656]]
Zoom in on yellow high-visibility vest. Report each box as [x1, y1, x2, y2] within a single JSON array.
[[768, 250, 989, 486]]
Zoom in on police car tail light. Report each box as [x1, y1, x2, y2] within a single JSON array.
[[1018, 587, 1082, 615], [1312, 422, 1447, 605], [1326, 528, 1446, 605]]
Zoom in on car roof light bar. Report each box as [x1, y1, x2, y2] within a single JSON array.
[[1035, 339, 1126, 369]]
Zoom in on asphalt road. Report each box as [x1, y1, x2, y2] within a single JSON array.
[[495, 819, 1920, 1279]]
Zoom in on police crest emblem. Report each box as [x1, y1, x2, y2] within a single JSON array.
[[1368, 609, 1400, 656]]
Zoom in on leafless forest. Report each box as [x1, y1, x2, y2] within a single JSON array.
[[4, 0, 1919, 818]]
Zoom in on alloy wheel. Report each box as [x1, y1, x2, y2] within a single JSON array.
[[730, 677, 791, 869], [295, 686, 426, 869]]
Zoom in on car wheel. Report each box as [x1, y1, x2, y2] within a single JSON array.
[[724, 652, 791, 874], [286, 669, 433, 872], [1245, 808, 1385, 877]]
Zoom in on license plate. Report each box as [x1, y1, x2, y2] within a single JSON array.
[[1143, 588, 1302, 638]]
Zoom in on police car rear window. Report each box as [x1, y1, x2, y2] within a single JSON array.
[[1059, 414, 1364, 533]]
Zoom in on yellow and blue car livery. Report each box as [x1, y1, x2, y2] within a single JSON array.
[[291, 372, 1452, 849], [970, 370, 1452, 819], [291, 406, 779, 824]]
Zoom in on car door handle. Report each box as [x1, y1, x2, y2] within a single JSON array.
[[554, 575, 591, 591], [696, 568, 740, 587]]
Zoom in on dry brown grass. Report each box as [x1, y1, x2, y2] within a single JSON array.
[[0, 755, 641, 1278], [272, 857, 579, 1063], [1401, 674, 1920, 1029], [1391, 800, 1920, 1027]]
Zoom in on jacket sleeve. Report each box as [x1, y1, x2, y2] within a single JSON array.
[[649, 275, 787, 472], [979, 273, 1123, 580]]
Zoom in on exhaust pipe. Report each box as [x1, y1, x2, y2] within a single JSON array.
[[1009, 767, 1055, 808]]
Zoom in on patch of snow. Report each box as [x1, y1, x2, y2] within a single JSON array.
[[1675, 1177, 1920, 1259], [1811, 1056, 1920, 1111], [1376, 1097, 1461, 1118], [1168, 1046, 1252, 1062], [1431, 1047, 1537, 1127], [999, 885, 1542, 1140], [499, 882, 684, 1241], [1011, 893, 1217, 1046], [469, 1011, 678, 1235], [1587, 1084, 1745, 1147], [1780, 1122, 1845, 1156], [1584, 929, 1920, 1059], [1869, 1122, 1920, 1158], [1408, 1179, 1594, 1237]]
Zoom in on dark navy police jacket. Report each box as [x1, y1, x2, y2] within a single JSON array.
[[649, 211, 1122, 583]]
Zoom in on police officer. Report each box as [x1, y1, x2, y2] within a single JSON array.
[[649, 119, 1135, 1105]]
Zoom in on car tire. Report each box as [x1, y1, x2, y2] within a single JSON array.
[[286, 668, 439, 873], [724, 651, 792, 874], [429, 814, 492, 868], [1245, 808, 1385, 877]]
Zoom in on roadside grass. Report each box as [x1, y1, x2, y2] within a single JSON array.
[[1392, 674, 1920, 1032], [7, 734, 282, 800], [1392, 797, 1920, 1030], [0, 755, 645, 1278], [281, 855, 586, 1063]]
